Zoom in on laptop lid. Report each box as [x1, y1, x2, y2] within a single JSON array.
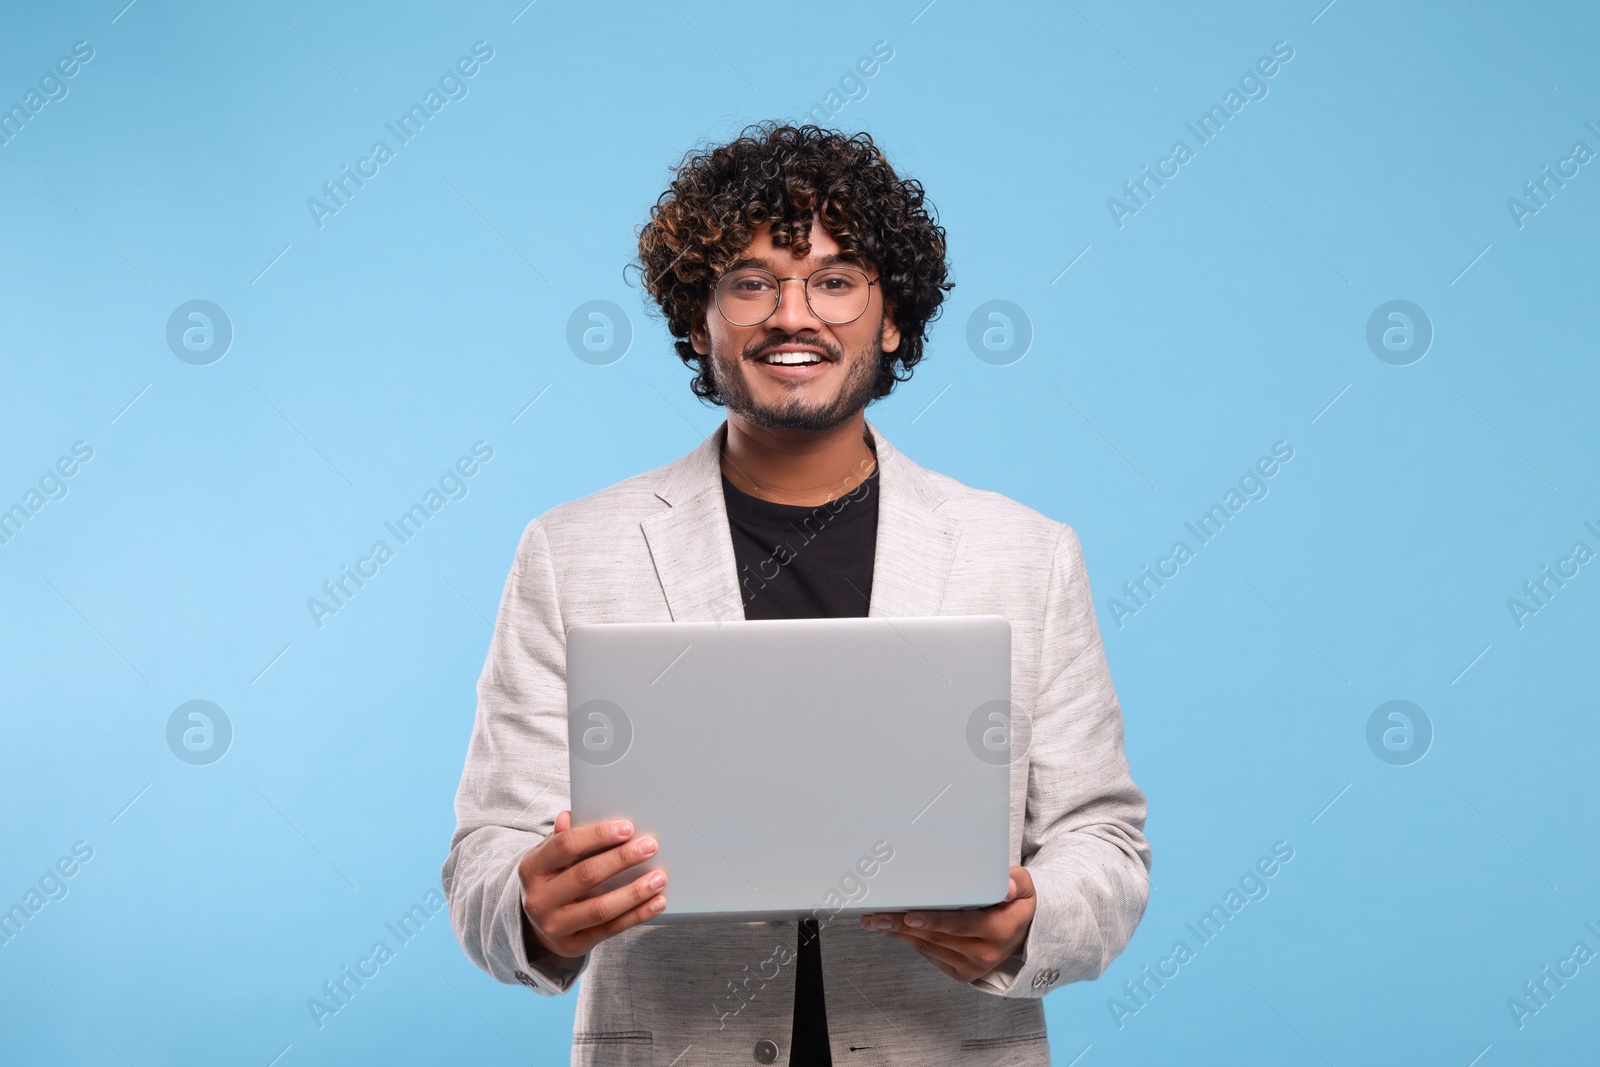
[[566, 615, 1014, 924]]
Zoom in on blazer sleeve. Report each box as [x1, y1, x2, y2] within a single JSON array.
[[440, 517, 588, 995], [971, 522, 1152, 997]]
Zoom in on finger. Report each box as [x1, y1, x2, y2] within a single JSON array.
[[882, 924, 994, 954], [860, 909, 998, 937], [554, 810, 572, 834], [547, 883, 665, 959], [525, 817, 638, 878], [894, 904, 1014, 938], [886, 931, 981, 980], [541, 833, 660, 908], [547, 867, 669, 944], [1009, 865, 1036, 900]]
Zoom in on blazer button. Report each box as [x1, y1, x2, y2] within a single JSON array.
[[753, 1038, 779, 1063]]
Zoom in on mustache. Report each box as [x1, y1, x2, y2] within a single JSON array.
[[743, 334, 842, 361]]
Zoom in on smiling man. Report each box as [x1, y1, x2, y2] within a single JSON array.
[[443, 123, 1151, 1066]]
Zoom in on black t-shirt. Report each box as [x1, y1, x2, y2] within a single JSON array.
[[721, 462, 880, 1066]]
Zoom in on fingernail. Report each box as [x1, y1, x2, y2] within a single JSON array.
[[638, 837, 657, 855], [906, 915, 926, 929], [648, 871, 666, 890], [651, 896, 667, 912], [613, 820, 633, 837], [871, 917, 894, 931]]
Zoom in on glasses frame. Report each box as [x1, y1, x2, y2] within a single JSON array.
[[712, 265, 881, 328]]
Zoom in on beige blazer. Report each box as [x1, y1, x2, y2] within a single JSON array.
[[442, 418, 1151, 1066]]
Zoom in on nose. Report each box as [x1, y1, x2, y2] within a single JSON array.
[[766, 276, 826, 335]]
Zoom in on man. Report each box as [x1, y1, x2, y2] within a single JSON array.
[[443, 123, 1151, 1065]]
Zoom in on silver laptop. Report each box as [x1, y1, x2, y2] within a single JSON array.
[[566, 615, 1014, 924]]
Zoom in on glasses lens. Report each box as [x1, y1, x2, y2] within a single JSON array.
[[806, 267, 870, 324], [716, 269, 778, 326]]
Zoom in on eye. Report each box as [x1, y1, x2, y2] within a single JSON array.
[[813, 271, 863, 292], [725, 272, 775, 294]]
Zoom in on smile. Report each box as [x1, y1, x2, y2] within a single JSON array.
[[751, 343, 834, 369], [759, 351, 827, 365]]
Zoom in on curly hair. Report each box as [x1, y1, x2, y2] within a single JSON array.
[[633, 122, 953, 405]]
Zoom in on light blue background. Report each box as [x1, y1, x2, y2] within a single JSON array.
[[3, 1, 1596, 1064]]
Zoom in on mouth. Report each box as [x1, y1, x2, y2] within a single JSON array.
[[746, 344, 836, 379], [749, 345, 833, 367]]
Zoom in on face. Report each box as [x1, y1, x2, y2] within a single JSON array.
[[690, 218, 900, 433]]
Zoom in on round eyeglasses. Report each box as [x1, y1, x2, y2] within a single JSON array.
[[712, 265, 879, 327]]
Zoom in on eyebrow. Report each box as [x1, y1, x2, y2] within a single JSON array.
[[726, 252, 867, 272]]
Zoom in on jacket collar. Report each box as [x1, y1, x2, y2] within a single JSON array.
[[640, 418, 961, 622]]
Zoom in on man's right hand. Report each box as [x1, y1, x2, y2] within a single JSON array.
[[518, 809, 668, 963]]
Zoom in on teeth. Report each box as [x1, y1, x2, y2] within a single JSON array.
[[762, 352, 824, 365]]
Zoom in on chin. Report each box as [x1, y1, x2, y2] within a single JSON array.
[[734, 389, 864, 432], [740, 405, 858, 433]]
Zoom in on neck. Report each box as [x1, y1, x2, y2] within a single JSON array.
[[720, 412, 877, 506]]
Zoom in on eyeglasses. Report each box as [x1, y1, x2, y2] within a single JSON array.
[[712, 265, 880, 327]]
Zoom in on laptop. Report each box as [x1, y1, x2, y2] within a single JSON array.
[[566, 614, 1015, 924]]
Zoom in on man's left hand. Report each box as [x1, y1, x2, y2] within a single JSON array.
[[858, 865, 1036, 983]]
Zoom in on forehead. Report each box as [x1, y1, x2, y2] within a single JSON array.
[[741, 219, 844, 260], [731, 220, 872, 274], [742, 217, 832, 255]]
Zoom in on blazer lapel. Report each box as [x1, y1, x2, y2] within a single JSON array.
[[863, 419, 962, 618], [640, 426, 747, 624], [639, 418, 962, 622]]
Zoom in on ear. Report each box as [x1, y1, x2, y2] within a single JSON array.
[[689, 306, 710, 356], [879, 299, 902, 355]]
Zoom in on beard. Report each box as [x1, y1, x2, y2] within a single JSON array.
[[708, 324, 883, 432]]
